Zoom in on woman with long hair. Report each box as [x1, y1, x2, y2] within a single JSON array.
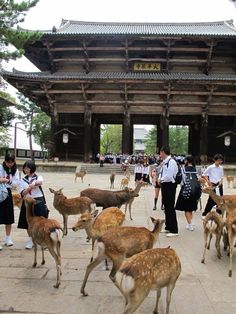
[[0, 153, 19, 249]]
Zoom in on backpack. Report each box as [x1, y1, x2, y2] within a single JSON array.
[[0, 183, 8, 203], [182, 170, 202, 201], [166, 158, 182, 184]]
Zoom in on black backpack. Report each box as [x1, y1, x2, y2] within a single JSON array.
[[182, 169, 202, 200], [166, 158, 182, 184]]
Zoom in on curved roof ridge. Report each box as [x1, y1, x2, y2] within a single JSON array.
[[58, 19, 233, 27]]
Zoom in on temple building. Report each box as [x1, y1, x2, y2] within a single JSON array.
[[2, 20, 236, 161]]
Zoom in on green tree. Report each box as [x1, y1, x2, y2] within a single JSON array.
[[0, 125, 11, 155], [144, 125, 189, 155], [31, 112, 51, 161], [0, 0, 41, 61], [16, 93, 42, 160], [143, 127, 157, 154], [100, 124, 122, 154]]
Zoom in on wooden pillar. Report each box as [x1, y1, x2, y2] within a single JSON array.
[[156, 117, 161, 153], [49, 108, 58, 159], [190, 118, 200, 158], [200, 112, 208, 162], [92, 119, 100, 161], [84, 104, 92, 162], [122, 105, 131, 155], [160, 106, 169, 147]]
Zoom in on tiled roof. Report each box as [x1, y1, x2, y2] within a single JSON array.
[[2, 70, 236, 82], [39, 20, 236, 37]]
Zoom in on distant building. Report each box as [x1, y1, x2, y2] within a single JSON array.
[[134, 127, 149, 153]]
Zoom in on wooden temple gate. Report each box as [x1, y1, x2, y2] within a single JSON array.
[[3, 20, 236, 161]]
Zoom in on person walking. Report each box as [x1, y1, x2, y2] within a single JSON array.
[[18, 160, 48, 249], [175, 155, 199, 231], [158, 146, 179, 237], [0, 153, 20, 249], [201, 153, 224, 218], [134, 160, 143, 184]]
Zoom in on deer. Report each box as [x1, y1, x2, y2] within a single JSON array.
[[74, 170, 87, 182], [224, 206, 236, 277], [115, 247, 181, 314], [123, 180, 147, 220], [120, 177, 129, 189], [201, 211, 224, 264], [72, 207, 125, 250], [49, 188, 95, 236], [80, 217, 165, 296], [12, 192, 22, 209], [226, 175, 235, 189], [110, 172, 115, 189], [24, 197, 63, 288]]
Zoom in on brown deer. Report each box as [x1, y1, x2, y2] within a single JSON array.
[[226, 175, 235, 189], [24, 197, 63, 288], [12, 192, 22, 208], [123, 180, 147, 220], [201, 211, 224, 264], [74, 170, 87, 182], [116, 247, 181, 314], [120, 177, 129, 189], [80, 217, 165, 296], [110, 172, 115, 189], [49, 187, 95, 235], [72, 207, 125, 250], [224, 206, 236, 277]]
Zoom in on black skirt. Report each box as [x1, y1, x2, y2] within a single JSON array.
[[0, 188, 14, 225], [18, 197, 49, 229], [175, 186, 198, 212]]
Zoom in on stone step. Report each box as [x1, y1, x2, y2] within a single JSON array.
[[79, 163, 134, 174]]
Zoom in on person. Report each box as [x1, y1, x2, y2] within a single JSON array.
[[201, 153, 224, 218], [18, 160, 48, 249], [134, 160, 143, 184], [175, 155, 198, 231], [150, 159, 162, 210], [158, 145, 179, 237], [0, 153, 19, 249], [141, 161, 150, 184]]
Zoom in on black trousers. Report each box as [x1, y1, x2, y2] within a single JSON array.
[[161, 182, 178, 233], [203, 185, 223, 216]]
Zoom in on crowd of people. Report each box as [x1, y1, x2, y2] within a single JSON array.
[[0, 148, 224, 249]]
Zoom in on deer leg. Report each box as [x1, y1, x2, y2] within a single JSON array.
[[122, 289, 148, 314], [81, 254, 105, 296], [228, 230, 234, 277], [207, 233, 212, 250], [63, 214, 68, 236], [56, 241, 62, 275], [41, 246, 45, 265], [201, 232, 208, 263], [109, 260, 121, 282], [33, 242, 38, 267], [129, 201, 133, 221], [47, 245, 61, 288], [166, 282, 176, 314], [153, 288, 161, 314], [215, 232, 222, 259]]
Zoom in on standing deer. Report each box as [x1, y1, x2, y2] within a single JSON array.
[[224, 207, 236, 277], [123, 180, 147, 220], [110, 172, 115, 189], [74, 170, 87, 182], [201, 211, 224, 264], [80, 217, 165, 296], [24, 197, 63, 288], [116, 247, 181, 314], [49, 187, 95, 235]]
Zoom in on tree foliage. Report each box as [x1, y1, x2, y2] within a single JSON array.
[[143, 127, 157, 154], [0, 0, 41, 61], [100, 124, 122, 154]]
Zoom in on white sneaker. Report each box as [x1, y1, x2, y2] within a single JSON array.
[[25, 238, 33, 249], [0, 245, 2, 250], [186, 224, 194, 231], [160, 229, 170, 233], [5, 236, 14, 247], [166, 233, 179, 238]]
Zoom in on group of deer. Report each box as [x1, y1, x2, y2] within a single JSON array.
[[22, 182, 181, 314], [200, 177, 236, 277]]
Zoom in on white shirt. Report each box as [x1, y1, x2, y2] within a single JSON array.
[[142, 165, 150, 176], [159, 156, 178, 183], [134, 164, 142, 174], [0, 164, 19, 189], [203, 164, 224, 184], [19, 174, 44, 198]]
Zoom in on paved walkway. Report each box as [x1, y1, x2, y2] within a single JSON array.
[[0, 172, 236, 314]]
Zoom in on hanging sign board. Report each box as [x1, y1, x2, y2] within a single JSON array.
[[133, 62, 161, 72]]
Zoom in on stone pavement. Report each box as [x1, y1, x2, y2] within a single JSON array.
[[1, 172, 236, 314]]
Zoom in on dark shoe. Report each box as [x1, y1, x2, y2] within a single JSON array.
[[152, 207, 156, 210]]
